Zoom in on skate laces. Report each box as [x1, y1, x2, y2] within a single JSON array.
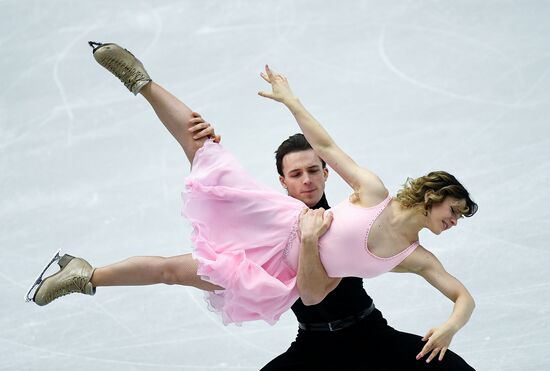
[[44, 275, 91, 303], [100, 56, 148, 90]]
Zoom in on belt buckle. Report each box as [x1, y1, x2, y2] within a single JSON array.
[[328, 319, 344, 331]]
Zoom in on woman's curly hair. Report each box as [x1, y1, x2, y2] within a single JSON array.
[[396, 171, 478, 217]]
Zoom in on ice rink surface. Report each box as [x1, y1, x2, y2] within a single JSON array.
[[1, 1, 550, 370]]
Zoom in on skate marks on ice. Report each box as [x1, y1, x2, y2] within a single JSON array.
[[376, 24, 546, 109]]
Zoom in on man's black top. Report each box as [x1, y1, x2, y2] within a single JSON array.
[[291, 194, 373, 323]]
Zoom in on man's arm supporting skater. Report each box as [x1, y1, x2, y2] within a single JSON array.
[[296, 208, 340, 305]]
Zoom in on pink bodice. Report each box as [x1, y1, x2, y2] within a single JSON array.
[[286, 195, 419, 278]]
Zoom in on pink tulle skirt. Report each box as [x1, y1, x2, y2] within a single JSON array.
[[182, 140, 304, 324]]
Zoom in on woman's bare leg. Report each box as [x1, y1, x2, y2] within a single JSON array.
[[139, 82, 207, 163], [91, 253, 222, 291], [90, 42, 207, 163]]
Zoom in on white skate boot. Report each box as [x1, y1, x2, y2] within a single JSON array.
[[25, 251, 96, 306], [89, 41, 152, 95]]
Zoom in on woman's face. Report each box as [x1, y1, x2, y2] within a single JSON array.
[[426, 197, 466, 235]]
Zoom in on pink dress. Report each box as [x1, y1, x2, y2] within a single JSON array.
[[182, 140, 419, 324]]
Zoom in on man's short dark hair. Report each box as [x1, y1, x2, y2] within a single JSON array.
[[275, 133, 326, 176]]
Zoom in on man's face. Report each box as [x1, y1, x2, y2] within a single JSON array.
[[279, 149, 328, 207]]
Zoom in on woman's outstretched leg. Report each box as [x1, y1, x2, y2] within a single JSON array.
[[29, 44, 223, 307], [139, 82, 207, 163], [90, 41, 207, 163], [92, 254, 221, 291], [32, 253, 222, 306]]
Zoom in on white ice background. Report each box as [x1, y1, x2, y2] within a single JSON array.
[[1, 1, 550, 370]]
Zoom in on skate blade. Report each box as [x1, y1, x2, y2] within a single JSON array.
[[24, 249, 61, 302]]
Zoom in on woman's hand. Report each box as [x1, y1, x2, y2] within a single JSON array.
[[416, 322, 458, 363], [187, 112, 221, 143], [258, 65, 297, 104], [298, 208, 333, 241], [398, 247, 475, 364]]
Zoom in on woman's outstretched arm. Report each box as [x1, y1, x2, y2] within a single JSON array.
[[258, 66, 387, 200], [396, 247, 476, 363]]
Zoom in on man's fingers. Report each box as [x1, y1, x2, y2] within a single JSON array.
[[203, 126, 215, 136], [314, 209, 325, 219], [188, 122, 208, 132], [193, 128, 214, 140], [187, 117, 206, 125], [189, 117, 205, 124], [321, 211, 333, 232], [260, 72, 270, 83], [191, 111, 202, 118]]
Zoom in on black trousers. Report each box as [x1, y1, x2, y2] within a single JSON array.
[[261, 309, 475, 371]]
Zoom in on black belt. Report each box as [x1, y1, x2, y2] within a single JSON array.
[[298, 303, 375, 332]]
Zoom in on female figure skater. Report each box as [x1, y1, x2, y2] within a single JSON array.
[[28, 42, 476, 363]]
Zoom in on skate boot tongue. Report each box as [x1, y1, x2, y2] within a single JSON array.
[[90, 41, 152, 95]]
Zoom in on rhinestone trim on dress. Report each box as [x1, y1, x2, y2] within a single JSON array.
[[282, 212, 301, 258]]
